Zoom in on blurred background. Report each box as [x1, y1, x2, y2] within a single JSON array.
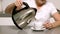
[[0, 0, 60, 13], [0, 0, 15, 13]]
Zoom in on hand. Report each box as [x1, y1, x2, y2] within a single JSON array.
[[43, 21, 54, 30], [15, 0, 23, 10]]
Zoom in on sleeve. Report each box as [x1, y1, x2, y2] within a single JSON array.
[[50, 3, 58, 16]]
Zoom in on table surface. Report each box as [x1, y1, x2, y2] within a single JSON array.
[[0, 26, 60, 34]]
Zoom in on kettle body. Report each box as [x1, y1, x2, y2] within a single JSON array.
[[12, 2, 37, 30]]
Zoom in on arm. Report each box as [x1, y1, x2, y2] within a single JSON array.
[[44, 12, 60, 29], [43, 3, 60, 29], [52, 12, 60, 28]]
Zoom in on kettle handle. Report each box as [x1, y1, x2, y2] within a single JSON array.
[[12, 2, 30, 15]]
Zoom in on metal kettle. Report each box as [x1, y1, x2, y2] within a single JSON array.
[[12, 2, 37, 30]]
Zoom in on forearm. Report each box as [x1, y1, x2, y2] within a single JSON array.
[[53, 21, 60, 28]]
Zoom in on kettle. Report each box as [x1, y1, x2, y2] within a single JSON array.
[[12, 2, 37, 30]]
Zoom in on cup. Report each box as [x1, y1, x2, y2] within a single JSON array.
[[35, 22, 45, 30]]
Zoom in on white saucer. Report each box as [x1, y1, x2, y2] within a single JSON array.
[[31, 27, 46, 31]]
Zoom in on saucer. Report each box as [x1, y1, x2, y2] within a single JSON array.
[[31, 27, 46, 31]]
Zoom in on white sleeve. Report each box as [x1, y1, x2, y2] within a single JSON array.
[[50, 3, 58, 16]]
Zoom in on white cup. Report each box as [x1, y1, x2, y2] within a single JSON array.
[[34, 22, 45, 30]]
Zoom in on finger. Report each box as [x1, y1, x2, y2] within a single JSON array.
[[43, 24, 49, 29], [49, 23, 53, 28], [43, 23, 51, 29], [15, 1, 19, 7], [45, 23, 53, 29], [43, 23, 49, 27], [15, 0, 22, 7], [17, 0, 23, 6]]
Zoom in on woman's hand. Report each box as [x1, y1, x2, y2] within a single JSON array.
[[43, 21, 54, 30], [15, 0, 23, 10]]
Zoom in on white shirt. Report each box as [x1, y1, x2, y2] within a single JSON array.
[[35, 2, 57, 21]]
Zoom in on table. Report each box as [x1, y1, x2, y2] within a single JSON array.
[[0, 26, 60, 34]]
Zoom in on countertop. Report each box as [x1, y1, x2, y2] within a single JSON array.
[[0, 26, 60, 34]]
